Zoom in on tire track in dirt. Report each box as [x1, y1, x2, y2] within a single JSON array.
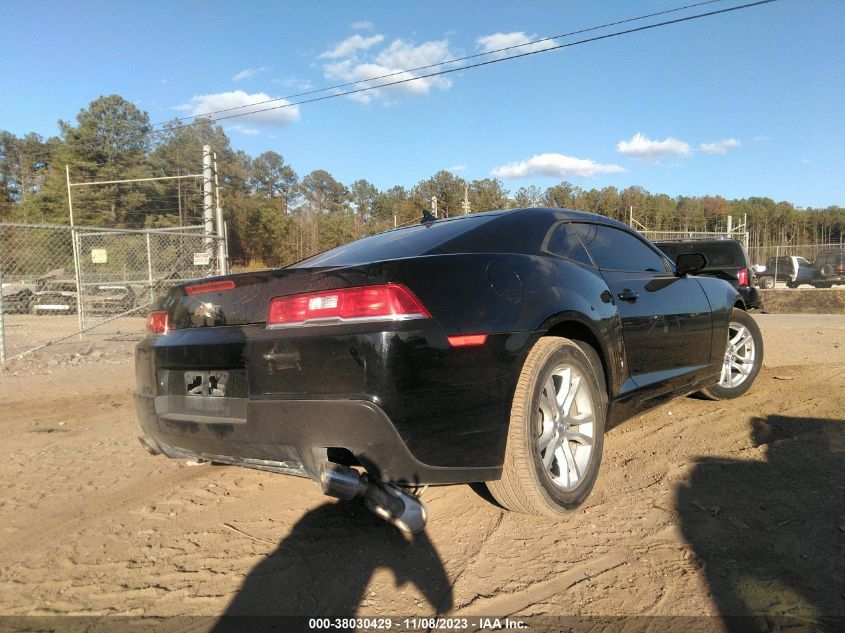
[[0, 465, 208, 560]]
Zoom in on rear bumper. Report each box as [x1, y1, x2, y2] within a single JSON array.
[[135, 391, 499, 485], [739, 286, 763, 310]]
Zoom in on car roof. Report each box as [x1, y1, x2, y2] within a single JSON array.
[[292, 207, 638, 269]]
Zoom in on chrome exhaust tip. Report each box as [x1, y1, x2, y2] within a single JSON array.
[[365, 485, 428, 535], [137, 435, 161, 456], [319, 461, 368, 500], [319, 461, 428, 534]]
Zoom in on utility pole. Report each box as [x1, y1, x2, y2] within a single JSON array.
[[212, 151, 227, 275], [431, 196, 438, 218], [462, 185, 470, 215], [202, 145, 214, 264]]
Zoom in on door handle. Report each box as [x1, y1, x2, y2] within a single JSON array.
[[617, 289, 639, 302]]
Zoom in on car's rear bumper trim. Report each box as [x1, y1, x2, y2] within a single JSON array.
[[135, 392, 500, 486]]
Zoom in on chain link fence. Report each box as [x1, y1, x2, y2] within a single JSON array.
[[747, 242, 845, 288], [747, 242, 844, 267], [640, 230, 750, 249], [0, 223, 224, 361]]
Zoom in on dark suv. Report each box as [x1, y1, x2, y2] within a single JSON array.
[[654, 239, 763, 310], [811, 249, 845, 287]]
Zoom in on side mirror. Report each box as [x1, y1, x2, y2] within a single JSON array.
[[675, 252, 707, 276]]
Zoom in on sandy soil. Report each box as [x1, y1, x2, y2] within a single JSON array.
[[0, 314, 843, 629], [760, 287, 845, 314]]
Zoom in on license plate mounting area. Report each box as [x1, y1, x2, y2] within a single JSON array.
[[184, 370, 229, 397]]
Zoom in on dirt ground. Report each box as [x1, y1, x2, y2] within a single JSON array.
[[0, 314, 843, 630], [760, 287, 845, 314]]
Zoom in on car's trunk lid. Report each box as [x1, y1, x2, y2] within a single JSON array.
[[166, 267, 362, 329]]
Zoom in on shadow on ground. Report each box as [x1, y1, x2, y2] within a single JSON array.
[[211, 501, 452, 628], [677, 415, 845, 632]]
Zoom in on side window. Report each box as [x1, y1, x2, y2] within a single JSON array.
[[574, 223, 667, 273], [543, 222, 593, 266]]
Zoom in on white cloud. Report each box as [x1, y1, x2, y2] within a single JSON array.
[[801, 158, 811, 165], [752, 135, 770, 142], [447, 165, 467, 172], [617, 133, 691, 163], [322, 38, 455, 103], [492, 153, 626, 180], [177, 90, 300, 126], [319, 34, 385, 59], [700, 138, 742, 154], [476, 32, 556, 58], [233, 67, 268, 81], [351, 21, 373, 31], [272, 76, 315, 91], [229, 124, 260, 136]]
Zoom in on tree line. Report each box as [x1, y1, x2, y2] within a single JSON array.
[[1, 95, 843, 268]]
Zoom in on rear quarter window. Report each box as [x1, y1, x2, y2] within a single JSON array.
[[576, 223, 667, 272]]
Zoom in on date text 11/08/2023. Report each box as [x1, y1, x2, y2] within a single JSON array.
[[307, 617, 527, 630]]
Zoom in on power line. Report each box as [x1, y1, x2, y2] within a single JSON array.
[[18, 0, 775, 164], [146, 0, 730, 127], [184, 0, 777, 127]]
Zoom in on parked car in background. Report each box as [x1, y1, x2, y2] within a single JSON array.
[[135, 208, 764, 533], [758, 255, 813, 289], [653, 239, 763, 310], [810, 249, 845, 287], [31, 275, 137, 316], [86, 284, 136, 315], [1, 282, 36, 314], [31, 277, 78, 315]]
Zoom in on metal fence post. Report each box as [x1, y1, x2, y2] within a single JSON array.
[[774, 245, 779, 286], [71, 226, 85, 335], [0, 263, 6, 363], [145, 233, 154, 304]]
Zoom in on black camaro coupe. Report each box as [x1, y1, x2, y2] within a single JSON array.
[[135, 208, 763, 532]]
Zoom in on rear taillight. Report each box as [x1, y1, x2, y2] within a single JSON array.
[[146, 310, 169, 335], [737, 268, 749, 287], [267, 284, 431, 328]]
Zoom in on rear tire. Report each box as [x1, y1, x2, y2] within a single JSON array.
[[487, 337, 607, 518], [699, 309, 763, 400]]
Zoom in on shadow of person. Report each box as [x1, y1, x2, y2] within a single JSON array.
[[211, 501, 452, 630], [677, 415, 845, 632]]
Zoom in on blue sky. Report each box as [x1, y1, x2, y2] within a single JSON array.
[[1, 0, 843, 208]]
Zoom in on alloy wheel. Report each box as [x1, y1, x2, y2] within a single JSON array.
[[719, 321, 756, 389], [536, 365, 595, 491]]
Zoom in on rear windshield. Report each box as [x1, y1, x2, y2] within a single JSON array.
[[292, 213, 503, 268], [655, 241, 746, 268]]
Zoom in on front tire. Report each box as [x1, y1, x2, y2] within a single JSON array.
[[759, 275, 775, 289], [487, 337, 607, 518], [699, 309, 764, 400]]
